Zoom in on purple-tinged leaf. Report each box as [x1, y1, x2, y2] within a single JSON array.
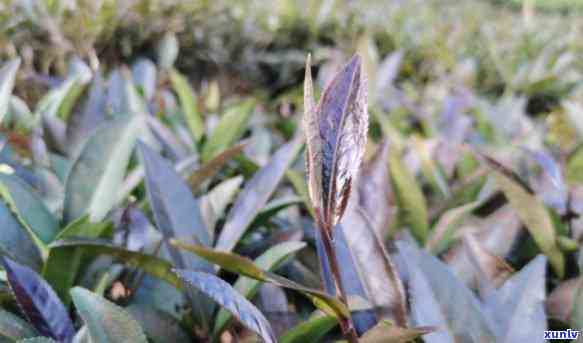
[[315, 223, 377, 335], [0, 256, 74, 343], [65, 73, 107, 158], [522, 148, 568, 214], [175, 270, 277, 343], [303, 54, 368, 230], [341, 205, 408, 327], [357, 141, 395, 238], [482, 256, 547, 342], [146, 116, 190, 160], [215, 137, 302, 252]]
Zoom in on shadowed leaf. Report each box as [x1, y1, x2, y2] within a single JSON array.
[[175, 270, 277, 343], [0, 257, 74, 343], [70, 287, 147, 343], [126, 305, 190, 343], [0, 309, 37, 341], [189, 142, 246, 190]]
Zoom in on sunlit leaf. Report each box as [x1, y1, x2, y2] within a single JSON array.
[[280, 313, 337, 343], [169, 68, 203, 141], [63, 115, 141, 224], [189, 142, 246, 190], [213, 241, 306, 338], [360, 321, 434, 343], [0, 59, 20, 124], [201, 100, 254, 163], [171, 240, 349, 318], [303, 54, 368, 230], [215, 137, 302, 252], [175, 270, 277, 343]]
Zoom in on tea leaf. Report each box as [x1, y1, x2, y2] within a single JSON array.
[[169, 68, 203, 141], [489, 163, 564, 277], [1, 256, 75, 343], [70, 287, 147, 343], [175, 270, 277, 343], [189, 142, 246, 190], [341, 206, 408, 326], [171, 240, 349, 318], [63, 115, 141, 224], [201, 100, 254, 163], [215, 137, 302, 252], [0, 59, 20, 124], [0, 309, 37, 341], [389, 148, 429, 243], [303, 54, 368, 229], [213, 241, 306, 338], [360, 321, 434, 343], [280, 313, 337, 343]]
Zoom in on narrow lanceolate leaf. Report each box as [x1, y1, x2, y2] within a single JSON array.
[[389, 148, 429, 243], [170, 240, 349, 319], [0, 257, 74, 343], [0, 199, 42, 271], [70, 287, 147, 343], [201, 100, 254, 163], [341, 206, 408, 326], [0, 59, 20, 123], [360, 321, 434, 343], [138, 142, 212, 270], [50, 239, 181, 290], [175, 270, 277, 343], [213, 241, 307, 338], [0, 309, 38, 341], [280, 313, 337, 343], [303, 54, 368, 230], [482, 256, 547, 343], [215, 137, 302, 252], [357, 141, 394, 238], [189, 142, 246, 190], [397, 242, 496, 343], [169, 68, 204, 141], [486, 159, 564, 277], [63, 115, 140, 224]]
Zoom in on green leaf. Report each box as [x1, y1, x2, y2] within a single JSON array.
[[170, 240, 349, 319], [426, 201, 482, 254], [201, 100, 254, 163], [280, 313, 337, 343], [492, 169, 564, 277], [388, 148, 429, 243], [0, 59, 20, 124], [0, 309, 37, 341], [169, 68, 203, 141], [360, 321, 434, 343], [0, 199, 42, 270], [0, 174, 59, 245], [49, 239, 181, 289], [213, 241, 306, 338], [189, 142, 246, 190], [43, 216, 112, 306], [215, 137, 302, 252], [174, 270, 277, 343], [70, 287, 148, 343], [35, 77, 80, 119], [63, 115, 141, 224]]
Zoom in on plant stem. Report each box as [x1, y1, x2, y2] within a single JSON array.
[[319, 219, 359, 343]]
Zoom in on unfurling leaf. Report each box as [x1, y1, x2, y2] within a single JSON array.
[[303, 54, 368, 231]]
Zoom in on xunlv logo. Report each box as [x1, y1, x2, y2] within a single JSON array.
[[544, 329, 580, 340]]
